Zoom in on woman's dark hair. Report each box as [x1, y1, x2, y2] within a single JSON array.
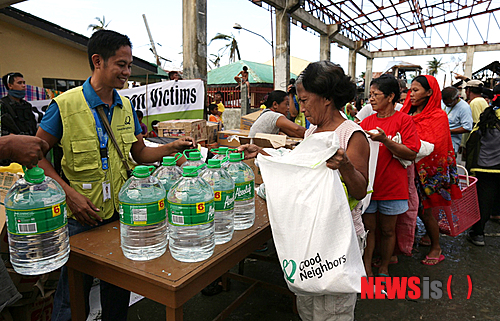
[[296, 61, 356, 110], [479, 84, 500, 133], [136, 110, 143, 118], [2, 72, 23, 88], [478, 106, 500, 133], [370, 74, 400, 104], [409, 75, 432, 114], [87, 30, 132, 71], [264, 90, 288, 108], [151, 120, 160, 127]]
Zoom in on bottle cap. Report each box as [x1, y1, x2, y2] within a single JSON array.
[[207, 159, 221, 168], [162, 156, 176, 166], [229, 153, 243, 162], [218, 147, 229, 155], [24, 166, 45, 184], [182, 166, 199, 177], [186, 151, 202, 161], [133, 165, 152, 178]]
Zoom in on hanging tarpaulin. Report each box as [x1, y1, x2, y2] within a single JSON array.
[[119, 79, 205, 121]]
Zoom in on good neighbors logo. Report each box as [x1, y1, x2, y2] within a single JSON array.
[[361, 275, 473, 299], [282, 253, 347, 284]]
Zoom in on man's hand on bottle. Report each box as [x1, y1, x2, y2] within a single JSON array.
[[237, 144, 269, 159], [171, 136, 196, 152], [3, 135, 49, 168]]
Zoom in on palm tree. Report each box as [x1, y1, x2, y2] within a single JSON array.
[[209, 33, 241, 63], [88, 16, 110, 31], [208, 53, 221, 70], [427, 57, 444, 77]]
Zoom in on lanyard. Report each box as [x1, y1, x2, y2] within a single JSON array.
[[91, 107, 110, 170]]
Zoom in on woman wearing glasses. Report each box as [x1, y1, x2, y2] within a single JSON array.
[[360, 74, 421, 279]]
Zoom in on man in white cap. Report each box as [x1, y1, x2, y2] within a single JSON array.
[[465, 79, 489, 125]]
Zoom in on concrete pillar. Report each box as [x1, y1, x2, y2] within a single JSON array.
[[348, 48, 356, 79], [319, 34, 331, 61], [275, 8, 290, 91], [364, 58, 373, 99], [464, 46, 475, 79], [241, 84, 249, 116], [182, 0, 207, 81]]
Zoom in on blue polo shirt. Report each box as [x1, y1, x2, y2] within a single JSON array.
[[441, 98, 473, 153], [40, 77, 142, 139]]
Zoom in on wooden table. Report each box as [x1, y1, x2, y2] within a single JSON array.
[[67, 197, 272, 321]]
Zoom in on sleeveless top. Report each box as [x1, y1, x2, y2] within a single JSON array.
[[305, 120, 365, 236]]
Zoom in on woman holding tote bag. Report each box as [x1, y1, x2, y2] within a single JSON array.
[[239, 61, 369, 321]]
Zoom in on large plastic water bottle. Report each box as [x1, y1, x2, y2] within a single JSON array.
[[181, 150, 204, 169], [167, 166, 215, 262], [4, 166, 69, 275], [212, 147, 230, 166], [119, 165, 167, 261], [153, 156, 182, 243], [225, 153, 255, 230], [153, 156, 182, 191], [200, 159, 235, 244]]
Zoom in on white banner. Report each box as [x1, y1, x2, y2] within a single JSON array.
[[27, 79, 205, 122], [29, 99, 51, 123], [119, 79, 205, 116]]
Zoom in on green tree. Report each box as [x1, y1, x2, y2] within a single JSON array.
[[427, 57, 444, 77], [88, 16, 110, 31], [209, 33, 241, 63], [208, 53, 221, 70]]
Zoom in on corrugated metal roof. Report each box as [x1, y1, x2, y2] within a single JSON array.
[[208, 60, 297, 85]]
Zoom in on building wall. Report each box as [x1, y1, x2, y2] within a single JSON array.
[[0, 20, 91, 88]]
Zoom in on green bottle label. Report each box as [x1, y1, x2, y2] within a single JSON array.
[[119, 199, 167, 226], [6, 201, 67, 235], [214, 189, 235, 211], [168, 199, 215, 226], [235, 181, 254, 201]]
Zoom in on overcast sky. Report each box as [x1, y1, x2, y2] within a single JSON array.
[[13, 0, 500, 87]]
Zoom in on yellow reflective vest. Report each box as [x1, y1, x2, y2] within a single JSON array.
[[55, 87, 137, 220]]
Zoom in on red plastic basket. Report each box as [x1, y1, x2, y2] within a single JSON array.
[[431, 167, 480, 237]]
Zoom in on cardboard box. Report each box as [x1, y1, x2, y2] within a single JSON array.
[[206, 121, 220, 144], [239, 133, 287, 149], [217, 129, 250, 148], [157, 119, 207, 142], [8, 268, 42, 306], [243, 158, 263, 185], [9, 290, 54, 321], [240, 110, 263, 130]]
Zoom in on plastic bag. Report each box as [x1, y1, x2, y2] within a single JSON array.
[[257, 131, 365, 295]]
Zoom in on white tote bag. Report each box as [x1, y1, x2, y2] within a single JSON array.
[[257, 131, 366, 295]]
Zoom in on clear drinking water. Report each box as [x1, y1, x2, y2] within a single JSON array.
[[167, 166, 215, 262], [153, 156, 182, 242], [181, 151, 205, 169], [225, 153, 255, 230], [4, 166, 69, 275], [119, 165, 167, 261], [200, 159, 235, 244], [212, 147, 230, 166]]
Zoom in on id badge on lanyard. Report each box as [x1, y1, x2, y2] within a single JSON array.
[[91, 108, 109, 170]]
